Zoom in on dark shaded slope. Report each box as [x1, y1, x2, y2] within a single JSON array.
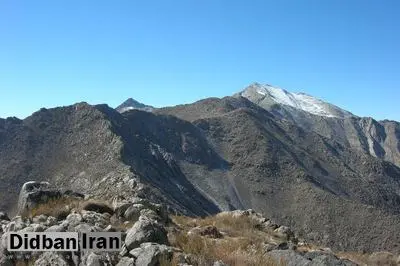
[[0, 103, 221, 217], [157, 96, 400, 252], [96, 106, 222, 216]]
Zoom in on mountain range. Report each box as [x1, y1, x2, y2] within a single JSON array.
[[1, 83, 399, 253]]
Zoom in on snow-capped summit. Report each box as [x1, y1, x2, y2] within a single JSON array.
[[116, 98, 154, 113], [239, 83, 353, 118]]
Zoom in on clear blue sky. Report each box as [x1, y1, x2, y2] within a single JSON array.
[[0, 0, 399, 121]]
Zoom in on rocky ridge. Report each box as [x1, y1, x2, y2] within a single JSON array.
[[3, 182, 395, 266]]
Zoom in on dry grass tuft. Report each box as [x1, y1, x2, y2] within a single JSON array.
[[337, 251, 399, 266], [81, 201, 114, 215], [21, 197, 82, 220], [21, 198, 114, 221], [169, 214, 285, 266]]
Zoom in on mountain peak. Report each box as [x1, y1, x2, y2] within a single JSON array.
[[116, 98, 154, 113], [240, 83, 353, 118]]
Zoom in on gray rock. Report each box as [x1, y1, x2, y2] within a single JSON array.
[[0, 257, 13, 266], [268, 250, 311, 266], [4, 218, 26, 232], [264, 241, 294, 251], [31, 223, 46, 232], [116, 257, 135, 266], [275, 226, 294, 239], [86, 252, 105, 266], [115, 198, 169, 224], [45, 224, 66, 232], [0, 212, 10, 221], [45, 216, 57, 226], [34, 252, 69, 266], [74, 223, 95, 232], [139, 209, 162, 222], [18, 181, 61, 214], [0, 237, 12, 266], [32, 214, 48, 224], [19, 226, 34, 232], [124, 216, 169, 251], [114, 202, 132, 219], [308, 253, 357, 266], [104, 225, 117, 232], [66, 213, 83, 227], [129, 242, 173, 266], [303, 251, 333, 260], [124, 204, 145, 221], [82, 210, 109, 227], [213, 260, 228, 266]]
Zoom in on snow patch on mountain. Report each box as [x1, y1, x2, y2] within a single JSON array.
[[116, 98, 154, 113], [241, 83, 352, 118]]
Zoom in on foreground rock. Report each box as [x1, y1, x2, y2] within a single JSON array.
[[123, 215, 169, 251], [1, 182, 398, 265], [128, 243, 174, 266], [17, 181, 60, 214]]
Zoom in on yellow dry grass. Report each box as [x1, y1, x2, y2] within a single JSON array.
[[169, 214, 286, 266]]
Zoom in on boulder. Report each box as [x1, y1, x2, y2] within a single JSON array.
[[274, 226, 295, 240], [114, 197, 168, 224], [82, 210, 110, 228], [116, 257, 135, 266], [34, 252, 69, 266], [0, 212, 10, 221], [18, 181, 61, 214], [45, 224, 66, 232], [32, 214, 48, 224], [129, 242, 173, 266], [0, 238, 12, 266], [0, 257, 13, 266], [45, 216, 57, 226], [307, 253, 357, 266], [268, 250, 311, 266], [124, 216, 169, 251], [66, 213, 83, 227], [124, 204, 145, 221], [73, 223, 95, 233], [31, 223, 46, 232], [86, 252, 105, 266]]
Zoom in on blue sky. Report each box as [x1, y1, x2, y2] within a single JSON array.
[[0, 0, 399, 121]]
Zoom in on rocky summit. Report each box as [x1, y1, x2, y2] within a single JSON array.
[[0, 83, 400, 265]]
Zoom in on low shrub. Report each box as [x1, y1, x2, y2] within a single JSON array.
[[21, 197, 82, 220], [81, 201, 114, 215]]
